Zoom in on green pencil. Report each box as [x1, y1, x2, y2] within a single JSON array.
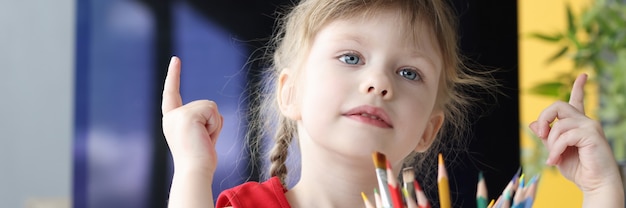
[[476, 171, 488, 208]]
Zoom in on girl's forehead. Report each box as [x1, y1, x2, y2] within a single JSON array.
[[320, 10, 441, 54], [331, 9, 434, 39]]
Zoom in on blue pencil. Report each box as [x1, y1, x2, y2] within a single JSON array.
[[511, 174, 525, 208], [522, 175, 539, 208]]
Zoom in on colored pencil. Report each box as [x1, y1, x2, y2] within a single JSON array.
[[499, 184, 513, 208], [374, 188, 383, 208], [477, 172, 488, 208], [363, 154, 541, 208], [386, 161, 404, 208], [500, 192, 511, 208], [522, 175, 539, 208], [511, 174, 525, 208], [438, 153, 451, 208], [495, 168, 521, 208], [493, 195, 503, 208], [362, 192, 376, 208], [373, 152, 392, 208], [487, 199, 495, 208], [414, 177, 431, 208]]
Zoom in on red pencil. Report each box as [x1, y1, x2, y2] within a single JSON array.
[[414, 178, 431, 208], [386, 161, 404, 208]]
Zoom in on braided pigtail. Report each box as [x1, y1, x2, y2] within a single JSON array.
[[268, 117, 297, 188]]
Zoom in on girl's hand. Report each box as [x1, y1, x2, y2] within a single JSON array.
[[530, 74, 624, 207], [161, 56, 223, 174]]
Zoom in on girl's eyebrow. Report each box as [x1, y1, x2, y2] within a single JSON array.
[[330, 33, 367, 45], [408, 51, 440, 71]]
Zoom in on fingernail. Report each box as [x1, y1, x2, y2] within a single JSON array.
[[170, 56, 177, 64], [529, 122, 536, 131]]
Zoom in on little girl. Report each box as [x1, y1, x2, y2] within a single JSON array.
[[161, 0, 625, 207]]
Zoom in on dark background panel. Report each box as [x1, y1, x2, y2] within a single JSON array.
[[452, 0, 520, 206]]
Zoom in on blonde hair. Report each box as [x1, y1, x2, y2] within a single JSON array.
[[246, 0, 497, 188]]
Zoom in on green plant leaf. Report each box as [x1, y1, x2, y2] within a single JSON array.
[[546, 46, 569, 64], [565, 4, 583, 49], [528, 82, 565, 98], [529, 33, 563, 43], [567, 3, 577, 35]]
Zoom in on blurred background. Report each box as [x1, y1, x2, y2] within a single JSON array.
[[2, 0, 602, 207]]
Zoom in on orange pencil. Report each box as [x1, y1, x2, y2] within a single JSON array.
[[386, 161, 404, 208], [438, 153, 451, 208]]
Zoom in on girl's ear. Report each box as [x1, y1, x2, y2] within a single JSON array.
[[277, 70, 301, 120], [415, 111, 444, 152]]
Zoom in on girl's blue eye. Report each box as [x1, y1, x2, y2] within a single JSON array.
[[398, 68, 420, 80], [339, 54, 360, 65]]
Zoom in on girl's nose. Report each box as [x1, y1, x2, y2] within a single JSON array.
[[367, 86, 389, 97], [361, 73, 393, 99]]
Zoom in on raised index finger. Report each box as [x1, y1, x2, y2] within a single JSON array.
[[162, 56, 183, 115], [568, 73, 587, 113]]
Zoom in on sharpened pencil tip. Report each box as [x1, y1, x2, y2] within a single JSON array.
[[487, 199, 495, 208], [438, 153, 444, 165]]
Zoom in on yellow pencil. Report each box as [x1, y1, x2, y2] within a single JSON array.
[[438, 153, 451, 208], [487, 199, 495, 208], [362, 192, 375, 208]]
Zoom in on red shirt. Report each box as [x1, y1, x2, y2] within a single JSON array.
[[216, 177, 291, 208]]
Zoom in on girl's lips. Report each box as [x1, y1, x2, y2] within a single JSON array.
[[343, 105, 393, 128]]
